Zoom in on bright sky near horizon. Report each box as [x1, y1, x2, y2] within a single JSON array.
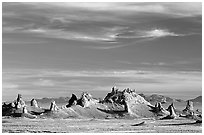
[[2, 2, 202, 101]]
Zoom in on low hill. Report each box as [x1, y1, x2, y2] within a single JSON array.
[[189, 96, 202, 103], [26, 97, 70, 104], [139, 93, 185, 103]]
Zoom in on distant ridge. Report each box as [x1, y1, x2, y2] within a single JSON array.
[[139, 93, 185, 103], [189, 96, 202, 103], [25, 94, 201, 104], [35, 97, 70, 104]]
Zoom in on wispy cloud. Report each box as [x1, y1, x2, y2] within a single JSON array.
[[3, 2, 201, 45], [116, 28, 185, 39], [32, 78, 55, 87], [47, 2, 201, 17], [3, 82, 19, 89]]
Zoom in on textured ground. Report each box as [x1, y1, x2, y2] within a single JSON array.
[[2, 117, 202, 133]]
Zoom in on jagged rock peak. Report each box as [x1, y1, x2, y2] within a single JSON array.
[[66, 94, 78, 108], [31, 99, 39, 108], [185, 100, 194, 110], [169, 106, 177, 117], [122, 88, 150, 105], [167, 103, 176, 112], [78, 92, 98, 108], [15, 94, 26, 109], [50, 101, 59, 111], [183, 100, 194, 113], [103, 87, 150, 105]]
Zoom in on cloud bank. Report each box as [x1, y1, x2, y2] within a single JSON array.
[[3, 2, 201, 46]]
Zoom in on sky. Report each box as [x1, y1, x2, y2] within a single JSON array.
[[2, 2, 202, 101]]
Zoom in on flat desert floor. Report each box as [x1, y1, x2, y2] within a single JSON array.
[[2, 117, 202, 133]]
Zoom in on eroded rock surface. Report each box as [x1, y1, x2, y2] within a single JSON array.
[[50, 101, 59, 111], [66, 94, 78, 108], [183, 100, 194, 114], [31, 99, 39, 108], [77, 92, 99, 108]]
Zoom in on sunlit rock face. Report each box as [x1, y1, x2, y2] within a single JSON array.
[[77, 92, 99, 108], [102, 87, 153, 117]]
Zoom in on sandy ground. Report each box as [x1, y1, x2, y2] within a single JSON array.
[[2, 117, 202, 133]]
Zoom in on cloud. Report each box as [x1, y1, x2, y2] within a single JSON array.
[[32, 78, 55, 87], [3, 83, 19, 89], [141, 29, 182, 38], [3, 2, 201, 45], [3, 68, 201, 81], [47, 3, 201, 17], [117, 28, 184, 39]]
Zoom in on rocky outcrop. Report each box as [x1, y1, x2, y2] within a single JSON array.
[[2, 94, 26, 116], [66, 94, 78, 108], [166, 103, 176, 112], [50, 101, 59, 111], [31, 99, 39, 108], [161, 105, 177, 120], [77, 92, 99, 108], [149, 102, 170, 116], [15, 94, 26, 109], [21, 106, 37, 119], [2, 88, 156, 119], [103, 86, 120, 103], [2, 102, 15, 116], [183, 100, 194, 114], [100, 88, 153, 117]]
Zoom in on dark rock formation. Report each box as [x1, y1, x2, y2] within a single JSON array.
[[50, 101, 59, 111], [2, 102, 15, 116], [66, 94, 78, 108], [183, 100, 194, 114], [31, 99, 39, 108], [148, 102, 170, 116], [166, 103, 176, 112], [2, 94, 26, 116], [160, 105, 177, 120], [103, 86, 119, 103]]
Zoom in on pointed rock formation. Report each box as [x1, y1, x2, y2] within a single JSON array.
[[50, 101, 59, 111], [161, 105, 177, 120], [183, 100, 194, 114], [31, 99, 39, 108], [166, 103, 176, 112], [103, 86, 119, 103], [22, 106, 28, 113], [155, 102, 159, 108], [66, 94, 78, 108], [15, 94, 26, 109], [77, 92, 98, 108], [169, 105, 177, 118], [100, 87, 153, 117], [149, 102, 170, 116]]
